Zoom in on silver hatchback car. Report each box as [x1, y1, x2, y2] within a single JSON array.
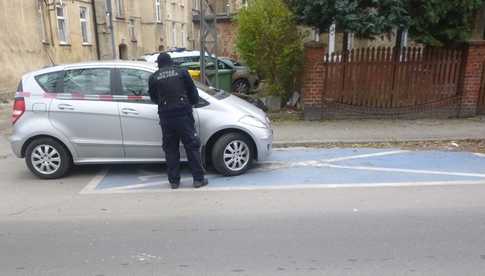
[[10, 61, 272, 179]]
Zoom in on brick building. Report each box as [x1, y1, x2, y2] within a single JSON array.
[[94, 0, 195, 60], [192, 0, 246, 58], [0, 0, 99, 99], [0, 0, 196, 100]]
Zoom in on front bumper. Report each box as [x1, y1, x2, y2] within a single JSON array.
[[253, 127, 273, 161]]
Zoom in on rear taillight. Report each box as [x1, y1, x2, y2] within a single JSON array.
[[12, 97, 25, 125]]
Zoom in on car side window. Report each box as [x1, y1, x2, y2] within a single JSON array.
[[119, 68, 152, 96], [63, 68, 111, 95], [35, 71, 63, 93]]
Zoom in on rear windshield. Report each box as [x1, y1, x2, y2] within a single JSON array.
[[34, 71, 62, 93], [195, 81, 230, 100]]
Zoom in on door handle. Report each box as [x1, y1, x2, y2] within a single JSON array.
[[121, 108, 139, 115], [57, 104, 74, 111]]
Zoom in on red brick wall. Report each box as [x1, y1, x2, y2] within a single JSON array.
[[301, 41, 485, 120], [216, 20, 239, 59], [194, 20, 239, 59], [302, 42, 326, 120], [459, 41, 485, 117]]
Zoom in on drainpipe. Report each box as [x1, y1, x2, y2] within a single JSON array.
[[91, 0, 101, 60]]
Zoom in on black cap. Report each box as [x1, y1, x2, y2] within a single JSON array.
[[157, 52, 173, 67]]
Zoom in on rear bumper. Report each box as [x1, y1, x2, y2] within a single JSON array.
[[9, 134, 24, 158]]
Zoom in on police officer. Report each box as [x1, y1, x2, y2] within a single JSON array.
[[148, 53, 208, 189]]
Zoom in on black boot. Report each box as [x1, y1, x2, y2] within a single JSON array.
[[170, 181, 180, 189], [193, 178, 208, 188]]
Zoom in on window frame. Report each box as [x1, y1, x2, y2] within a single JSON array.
[[56, 4, 69, 45], [172, 22, 177, 47], [155, 0, 162, 23], [181, 24, 186, 48], [79, 6, 91, 45], [114, 0, 125, 18], [37, 0, 48, 44], [128, 19, 136, 42]]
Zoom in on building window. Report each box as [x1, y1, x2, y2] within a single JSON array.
[[181, 24, 185, 48], [155, 0, 162, 23], [37, 0, 48, 43], [56, 4, 69, 44], [129, 19, 136, 42], [172, 22, 177, 47], [80, 7, 91, 44], [114, 0, 124, 18]]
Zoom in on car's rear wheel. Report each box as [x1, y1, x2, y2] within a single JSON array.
[[232, 79, 251, 94], [212, 133, 254, 176], [25, 137, 72, 179]]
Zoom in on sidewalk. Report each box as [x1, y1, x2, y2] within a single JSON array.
[[272, 117, 485, 146]]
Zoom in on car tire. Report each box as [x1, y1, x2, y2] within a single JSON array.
[[232, 79, 251, 94], [25, 137, 72, 179], [211, 133, 254, 176]]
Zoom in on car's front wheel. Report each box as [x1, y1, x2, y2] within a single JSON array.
[[25, 137, 72, 179], [211, 133, 254, 176]]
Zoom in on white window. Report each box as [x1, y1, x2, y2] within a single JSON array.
[[181, 24, 185, 48], [37, 0, 48, 43], [155, 0, 162, 22], [56, 5, 69, 44], [192, 0, 199, 11], [129, 19, 136, 42], [172, 22, 177, 46], [80, 7, 91, 44], [115, 0, 124, 18]]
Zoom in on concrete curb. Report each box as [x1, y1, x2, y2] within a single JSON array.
[[273, 138, 485, 148]]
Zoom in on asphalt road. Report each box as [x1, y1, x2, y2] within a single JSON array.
[[1, 134, 485, 275]]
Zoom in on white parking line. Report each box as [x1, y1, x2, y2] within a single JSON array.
[[323, 164, 485, 178], [322, 150, 409, 163], [79, 168, 109, 194], [256, 150, 409, 171], [81, 180, 485, 194]]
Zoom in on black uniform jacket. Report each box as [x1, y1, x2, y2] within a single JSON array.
[[148, 66, 199, 118]]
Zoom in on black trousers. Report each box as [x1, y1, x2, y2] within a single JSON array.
[[160, 114, 205, 183]]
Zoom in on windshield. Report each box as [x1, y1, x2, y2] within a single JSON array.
[[195, 81, 230, 100]]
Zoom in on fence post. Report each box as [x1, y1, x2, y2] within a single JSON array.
[[302, 41, 326, 120], [458, 41, 485, 117]]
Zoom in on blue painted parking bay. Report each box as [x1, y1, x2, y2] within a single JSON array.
[[80, 148, 485, 194]]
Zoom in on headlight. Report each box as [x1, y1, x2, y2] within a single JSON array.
[[239, 115, 268, 129]]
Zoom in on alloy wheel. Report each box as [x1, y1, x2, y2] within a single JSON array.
[[30, 144, 61, 175], [223, 140, 250, 171]]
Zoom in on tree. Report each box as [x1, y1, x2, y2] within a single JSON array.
[[236, 0, 303, 99], [288, 0, 484, 47], [287, 0, 409, 41], [407, 0, 484, 46]]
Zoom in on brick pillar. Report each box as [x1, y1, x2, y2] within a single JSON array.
[[459, 41, 485, 117], [302, 41, 326, 120]]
